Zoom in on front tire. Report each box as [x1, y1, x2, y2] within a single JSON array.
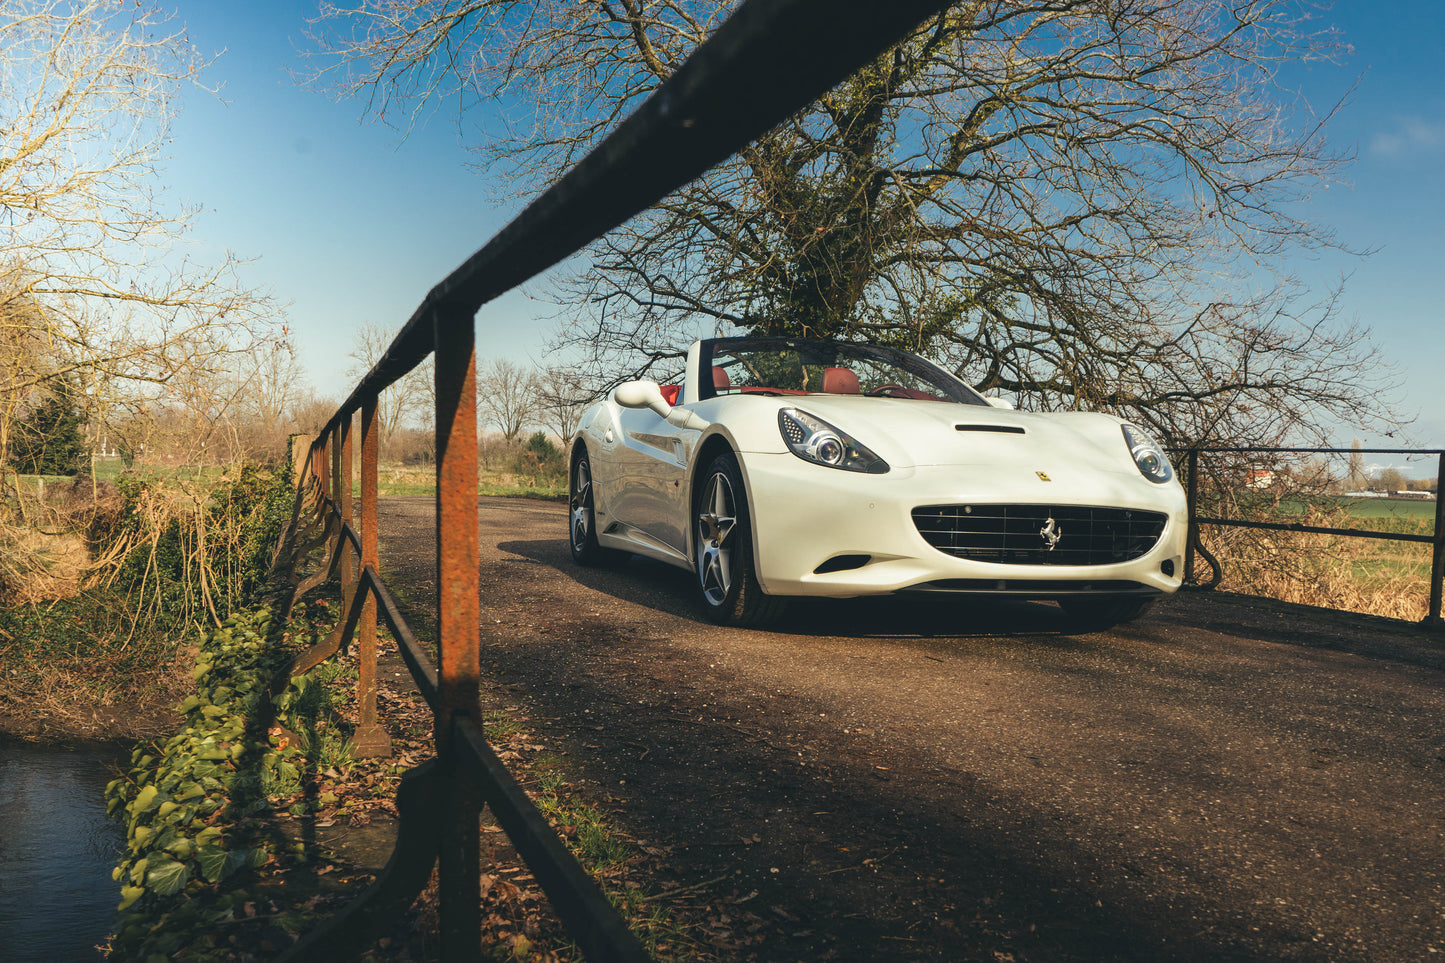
[[1059, 597, 1155, 631], [693, 452, 787, 627], [569, 448, 620, 566]]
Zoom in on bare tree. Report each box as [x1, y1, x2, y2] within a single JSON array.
[[477, 358, 536, 444], [346, 321, 435, 455], [309, 0, 1403, 447], [1346, 439, 1367, 490], [0, 295, 53, 477], [287, 386, 346, 438], [0, 0, 275, 497], [237, 331, 309, 453], [533, 364, 594, 444]]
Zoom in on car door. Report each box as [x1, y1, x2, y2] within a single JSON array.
[[613, 405, 691, 557]]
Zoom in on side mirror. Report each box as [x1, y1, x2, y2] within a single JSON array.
[[985, 394, 1015, 410], [615, 380, 672, 418], [615, 380, 709, 430]]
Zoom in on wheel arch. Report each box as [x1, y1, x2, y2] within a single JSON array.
[[569, 435, 590, 466], [687, 431, 761, 571]]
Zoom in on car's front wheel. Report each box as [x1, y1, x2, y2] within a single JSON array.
[[1059, 597, 1155, 632], [569, 448, 620, 566], [693, 452, 787, 627]]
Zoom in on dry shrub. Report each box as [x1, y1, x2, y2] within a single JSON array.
[[1199, 512, 1433, 622], [0, 465, 292, 740], [0, 613, 193, 741], [86, 467, 292, 632], [0, 528, 90, 602], [0, 476, 119, 603]]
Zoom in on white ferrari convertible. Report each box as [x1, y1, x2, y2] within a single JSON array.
[[568, 337, 1187, 628]]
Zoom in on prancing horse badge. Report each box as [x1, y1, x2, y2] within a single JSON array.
[[1036, 471, 1051, 481]]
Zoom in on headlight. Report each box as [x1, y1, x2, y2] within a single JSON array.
[[778, 408, 888, 474], [1122, 423, 1173, 483]]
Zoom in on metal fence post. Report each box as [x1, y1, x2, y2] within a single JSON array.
[[1184, 447, 1200, 586], [332, 424, 344, 515], [355, 396, 391, 756], [338, 413, 356, 596], [314, 434, 329, 498], [1426, 452, 1445, 630], [433, 306, 482, 960]]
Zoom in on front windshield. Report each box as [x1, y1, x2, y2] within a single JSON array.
[[701, 338, 988, 405]]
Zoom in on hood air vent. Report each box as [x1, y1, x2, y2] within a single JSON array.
[[955, 424, 1025, 434]]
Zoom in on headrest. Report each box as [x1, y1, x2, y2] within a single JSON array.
[[822, 367, 860, 393]]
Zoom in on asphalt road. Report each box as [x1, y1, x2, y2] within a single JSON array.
[[379, 495, 1445, 962]]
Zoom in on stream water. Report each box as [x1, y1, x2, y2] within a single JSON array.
[[0, 738, 126, 962]]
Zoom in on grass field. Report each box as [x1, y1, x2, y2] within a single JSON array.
[[1335, 497, 1438, 521], [364, 466, 565, 501]]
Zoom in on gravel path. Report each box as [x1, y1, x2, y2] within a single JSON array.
[[378, 495, 1445, 962]]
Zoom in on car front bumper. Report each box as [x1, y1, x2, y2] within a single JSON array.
[[738, 454, 1188, 599]]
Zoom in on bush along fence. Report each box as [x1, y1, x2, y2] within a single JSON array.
[[96, 462, 367, 958], [1175, 446, 1444, 630]]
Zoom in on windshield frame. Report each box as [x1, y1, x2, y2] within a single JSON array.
[[696, 337, 988, 406]]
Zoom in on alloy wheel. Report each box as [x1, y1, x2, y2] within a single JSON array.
[[570, 457, 593, 552], [696, 471, 737, 606]]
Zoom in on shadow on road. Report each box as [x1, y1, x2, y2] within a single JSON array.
[[496, 535, 1113, 642], [499, 523, 1445, 669]]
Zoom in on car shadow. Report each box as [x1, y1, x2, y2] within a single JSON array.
[[1155, 588, 1445, 671], [496, 535, 1098, 641]]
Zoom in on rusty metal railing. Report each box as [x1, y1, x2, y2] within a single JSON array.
[[263, 1, 958, 958], [1176, 446, 1445, 630]]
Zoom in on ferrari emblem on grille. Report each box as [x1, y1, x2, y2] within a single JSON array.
[[1040, 517, 1063, 551], [1036, 471, 1051, 481]]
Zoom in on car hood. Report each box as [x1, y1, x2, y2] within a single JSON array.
[[772, 396, 1141, 475]]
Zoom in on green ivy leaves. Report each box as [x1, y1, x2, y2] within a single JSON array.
[[105, 603, 310, 944]]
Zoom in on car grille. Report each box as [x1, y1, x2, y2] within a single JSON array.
[[911, 504, 1167, 566]]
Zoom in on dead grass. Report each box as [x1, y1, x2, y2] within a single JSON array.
[[0, 465, 287, 741], [0, 527, 90, 602], [0, 474, 117, 604], [0, 595, 193, 741], [366, 466, 565, 499], [1199, 519, 1434, 622]]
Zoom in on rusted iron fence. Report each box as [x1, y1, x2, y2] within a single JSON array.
[[1175, 446, 1445, 629], [265, 1, 958, 959]]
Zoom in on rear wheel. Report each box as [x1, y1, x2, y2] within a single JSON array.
[[694, 452, 787, 626], [1059, 597, 1155, 631], [569, 448, 620, 566]]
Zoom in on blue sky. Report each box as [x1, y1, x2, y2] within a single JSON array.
[[163, 3, 1445, 456]]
